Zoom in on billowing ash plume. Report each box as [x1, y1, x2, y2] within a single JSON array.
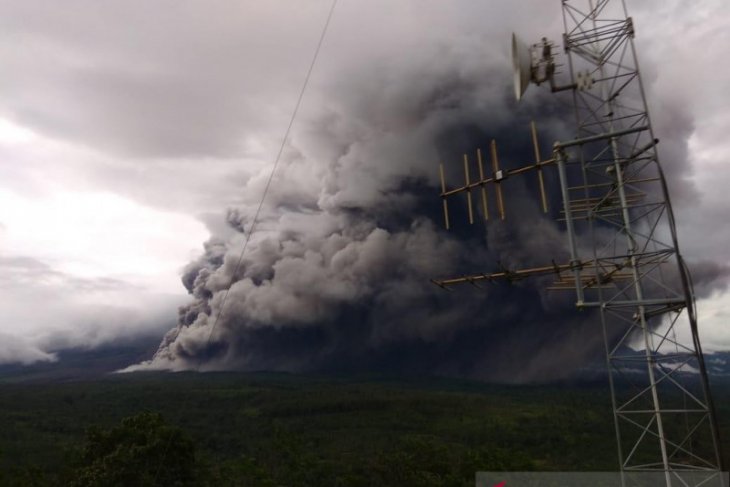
[[121, 48, 589, 382], [129, 28, 727, 382]]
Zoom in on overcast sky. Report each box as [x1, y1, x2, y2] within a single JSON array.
[[0, 0, 728, 368]]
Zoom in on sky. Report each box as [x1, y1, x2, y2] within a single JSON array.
[[0, 0, 728, 377]]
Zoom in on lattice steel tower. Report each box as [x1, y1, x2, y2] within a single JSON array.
[[433, 1, 725, 485]]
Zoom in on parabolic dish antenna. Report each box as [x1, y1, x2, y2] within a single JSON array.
[[512, 32, 532, 101]]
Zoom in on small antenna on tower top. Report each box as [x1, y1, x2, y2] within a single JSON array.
[[512, 31, 587, 101]]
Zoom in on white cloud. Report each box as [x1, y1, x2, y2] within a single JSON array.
[[0, 187, 207, 290], [0, 119, 208, 363], [0, 0, 728, 370], [0, 333, 56, 365], [696, 291, 730, 352]]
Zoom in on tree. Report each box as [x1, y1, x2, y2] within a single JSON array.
[[68, 412, 201, 487]]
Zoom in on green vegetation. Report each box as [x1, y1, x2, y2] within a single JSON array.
[[0, 372, 728, 486], [68, 412, 198, 487]]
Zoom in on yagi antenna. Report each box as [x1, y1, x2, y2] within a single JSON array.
[[438, 123, 552, 227]]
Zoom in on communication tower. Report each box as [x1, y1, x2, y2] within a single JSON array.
[[434, 1, 725, 485]]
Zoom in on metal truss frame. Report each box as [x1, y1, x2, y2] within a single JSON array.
[[432, 1, 724, 485], [560, 1, 722, 484]]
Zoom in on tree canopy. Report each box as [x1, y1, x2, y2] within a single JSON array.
[[69, 412, 198, 487]]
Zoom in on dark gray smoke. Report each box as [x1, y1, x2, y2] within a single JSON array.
[[124, 48, 609, 382], [128, 4, 728, 382]]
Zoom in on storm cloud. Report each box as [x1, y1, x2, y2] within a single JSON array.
[[0, 1, 728, 375], [125, 30, 613, 379], [128, 1, 730, 381]]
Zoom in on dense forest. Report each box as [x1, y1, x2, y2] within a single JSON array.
[[1, 372, 728, 486]]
